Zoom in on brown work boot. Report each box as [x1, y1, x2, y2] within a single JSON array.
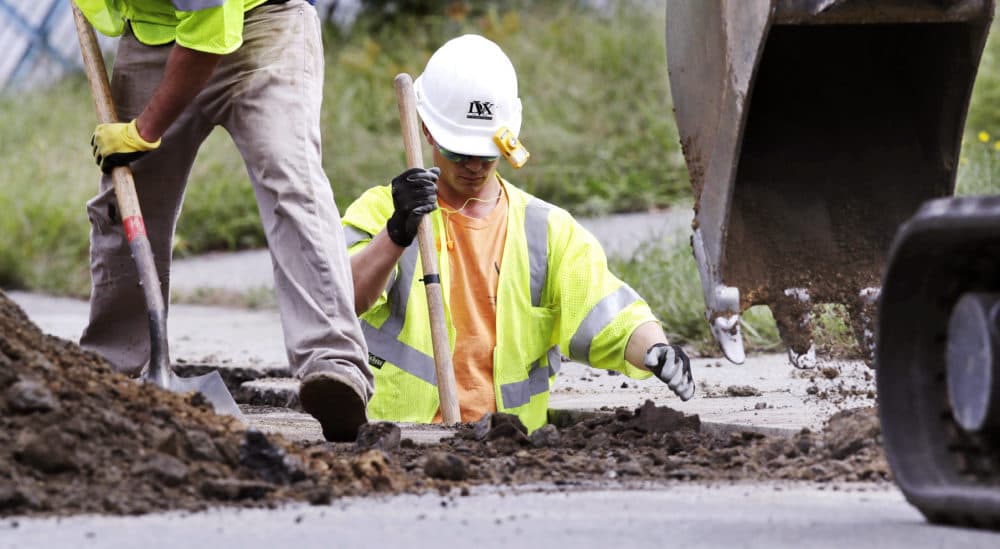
[[299, 371, 369, 442]]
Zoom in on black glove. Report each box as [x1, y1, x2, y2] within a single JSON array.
[[386, 167, 439, 247], [644, 343, 695, 401]]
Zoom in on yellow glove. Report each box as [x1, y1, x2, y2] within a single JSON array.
[[91, 119, 161, 174]]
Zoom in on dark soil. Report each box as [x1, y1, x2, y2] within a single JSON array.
[[0, 291, 401, 516], [380, 402, 888, 487], [0, 291, 889, 518]]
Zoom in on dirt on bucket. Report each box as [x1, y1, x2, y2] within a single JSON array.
[[0, 290, 889, 518]]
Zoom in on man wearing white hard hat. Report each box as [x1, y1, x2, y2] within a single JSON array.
[[342, 34, 694, 430]]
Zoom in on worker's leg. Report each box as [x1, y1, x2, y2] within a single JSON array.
[[80, 27, 213, 374], [214, 1, 373, 439]]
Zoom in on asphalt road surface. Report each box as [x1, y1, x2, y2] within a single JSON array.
[[4, 485, 1000, 549]]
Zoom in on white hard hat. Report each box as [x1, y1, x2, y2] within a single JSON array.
[[414, 34, 522, 158]]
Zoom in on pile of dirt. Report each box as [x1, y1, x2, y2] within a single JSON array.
[[0, 290, 888, 518], [347, 401, 888, 488], [0, 291, 412, 516]]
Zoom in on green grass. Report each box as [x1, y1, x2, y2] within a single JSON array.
[[2, 0, 999, 337], [957, 135, 1000, 196], [958, 18, 1000, 196], [319, 2, 687, 215], [612, 238, 864, 358], [0, 77, 94, 294]]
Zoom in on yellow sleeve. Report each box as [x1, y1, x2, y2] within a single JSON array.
[[548, 209, 656, 379], [343, 185, 397, 317]]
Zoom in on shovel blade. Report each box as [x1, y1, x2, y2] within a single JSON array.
[[145, 369, 245, 422]]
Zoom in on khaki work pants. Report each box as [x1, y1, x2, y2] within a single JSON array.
[[80, 0, 373, 397]]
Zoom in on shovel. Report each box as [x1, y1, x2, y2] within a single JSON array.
[[71, 5, 243, 421], [394, 73, 461, 424]]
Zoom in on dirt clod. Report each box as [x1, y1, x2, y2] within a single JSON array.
[[15, 425, 80, 474], [726, 385, 762, 397], [356, 422, 402, 451], [239, 429, 305, 485], [631, 399, 700, 433], [423, 452, 469, 481], [470, 413, 530, 444], [6, 380, 59, 413], [824, 407, 880, 460], [529, 424, 561, 447]]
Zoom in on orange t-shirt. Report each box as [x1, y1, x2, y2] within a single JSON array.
[[434, 186, 509, 423]]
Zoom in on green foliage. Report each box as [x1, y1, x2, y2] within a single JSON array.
[[3, 0, 1000, 300], [0, 77, 94, 295], [965, 19, 1000, 139], [2, 2, 684, 294], [959, 19, 1000, 197], [956, 132, 1000, 196]]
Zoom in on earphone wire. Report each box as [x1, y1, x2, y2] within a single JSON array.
[[439, 186, 503, 251]]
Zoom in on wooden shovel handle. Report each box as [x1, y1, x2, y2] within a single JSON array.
[[71, 5, 146, 235], [72, 5, 171, 384], [394, 73, 461, 425]]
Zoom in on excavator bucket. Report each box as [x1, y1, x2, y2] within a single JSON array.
[[665, 0, 994, 366]]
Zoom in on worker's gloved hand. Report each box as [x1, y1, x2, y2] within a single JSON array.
[[386, 167, 439, 247], [645, 343, 695, 401], [91, 119, 161, 174]]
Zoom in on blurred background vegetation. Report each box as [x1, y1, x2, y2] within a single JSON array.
[[1, 0, 999, 353]]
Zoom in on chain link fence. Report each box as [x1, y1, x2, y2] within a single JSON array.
[[0, 0, 351, 91]]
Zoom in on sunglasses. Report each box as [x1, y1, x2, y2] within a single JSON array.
[[437, 145, 499, 164]]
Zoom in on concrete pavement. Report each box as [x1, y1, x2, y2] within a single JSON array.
[[167, 208, 694, 294], [1, 206, 986, 545], [8, 290, 873, 444], [8, 204, 875, 443], [4, 485, 999, 549]]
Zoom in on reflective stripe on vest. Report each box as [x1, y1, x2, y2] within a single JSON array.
[[499, 345, 562, 409], [568, 284, 642, 362], [344, 225, 370, 249], [361, 197, 553, 390], [171, 0, 225, 11], [361, 243, 439, 383], [525, 199, 551, 307]]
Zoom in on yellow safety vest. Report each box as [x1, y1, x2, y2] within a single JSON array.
[[343, 178, 655, 432], [74, 0, 267, 55]]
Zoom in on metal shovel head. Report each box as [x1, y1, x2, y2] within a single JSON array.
[[143, 368, 245, 422]]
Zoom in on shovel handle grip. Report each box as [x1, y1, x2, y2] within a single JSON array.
[[395, 73, 461, 425]]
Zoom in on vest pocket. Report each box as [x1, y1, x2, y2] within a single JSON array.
[[521, 306, 557, 369]]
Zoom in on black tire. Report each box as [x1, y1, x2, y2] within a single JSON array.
[[877, 196, 1000, 529]]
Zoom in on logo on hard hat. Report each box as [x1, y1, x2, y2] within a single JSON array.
[[466, 101, 494, 120]]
